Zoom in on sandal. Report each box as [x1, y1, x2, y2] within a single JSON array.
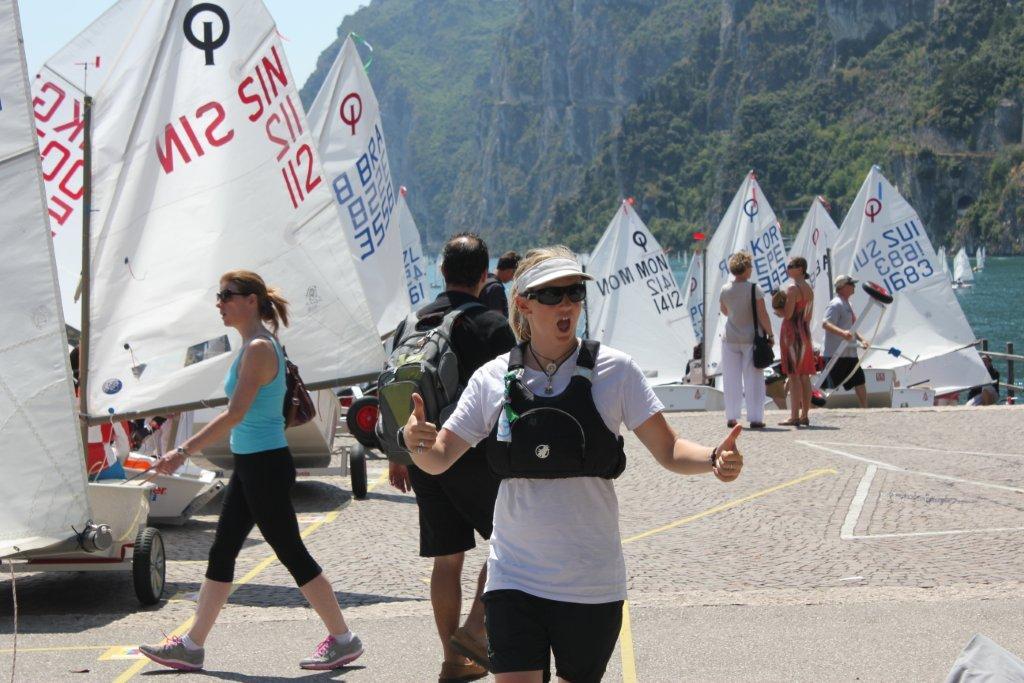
[[799, 417, 810, 427], [779, 418, 801, 426], [439, 660, 488, 683]]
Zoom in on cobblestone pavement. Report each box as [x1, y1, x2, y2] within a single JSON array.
[[1, 406, 1023, 681]]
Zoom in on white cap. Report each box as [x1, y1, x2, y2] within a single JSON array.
[[513, 257, 593, 292]]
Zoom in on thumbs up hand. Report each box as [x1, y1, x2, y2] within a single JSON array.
[[403, 393, 437, 458], [713, 423, 743, 482]]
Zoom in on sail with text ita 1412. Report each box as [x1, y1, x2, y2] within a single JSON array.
[[0, 0, 90, 557], [585, 200, 697, 384], [307, 35, 409, 335], [41, 0, 384, 421], [703, 172, 789, 376], [831, 166, 989, 393]]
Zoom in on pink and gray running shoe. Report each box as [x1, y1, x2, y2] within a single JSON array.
[[299, 633, 364, 670], [138, 636, 204, 671]]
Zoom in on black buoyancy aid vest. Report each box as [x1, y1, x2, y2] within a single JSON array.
[[486, 340, 626, 480]]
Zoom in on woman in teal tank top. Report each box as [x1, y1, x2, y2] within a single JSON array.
[[141, 270, 364, 672]]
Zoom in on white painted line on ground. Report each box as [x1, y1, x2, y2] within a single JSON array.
[[798, 441, 1024, 494], [841, 465, 877, 539], [844, 526, 1024, 540], [812, 440, 1024, 460]]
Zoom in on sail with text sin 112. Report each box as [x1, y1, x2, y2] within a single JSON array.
[[788, 197, 840, 348], [0, 0, 90, 557], [832, 166, 989, 393], [585, 200, 696, 384], [681, 250, 704, 343], [307, 35, 409, 335], [51, 0, 384, 420], [396, 187, 429, 309], [703, 172, 789, 376]]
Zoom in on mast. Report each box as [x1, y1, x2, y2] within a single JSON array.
[[78, 95, 93, 446], [700, 240, 707, 381], [826, 247, 834, 299]]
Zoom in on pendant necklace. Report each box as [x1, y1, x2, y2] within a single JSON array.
[[528, 342, 577, 394]]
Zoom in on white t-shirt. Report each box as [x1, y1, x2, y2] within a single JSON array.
[[443, 341, 663, 604]]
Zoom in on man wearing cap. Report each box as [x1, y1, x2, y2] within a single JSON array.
[[387, 232, 516, 681], [479, 251, 521, 318], [822, 275, 869, 408]]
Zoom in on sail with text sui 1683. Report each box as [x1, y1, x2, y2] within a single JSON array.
[[397, 186, 429, 309], [40, 0, 384, 421], [307, 35, 409, 335], [831, 167, 989, 393], [703, 172, 789, 376], [0, 0, 90, 557], [953, 248, 974, 284], [585, 200, 697, 384], [788, 196, 840, 349]]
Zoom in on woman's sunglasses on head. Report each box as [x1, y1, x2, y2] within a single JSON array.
[[524, 283, 587, 305]]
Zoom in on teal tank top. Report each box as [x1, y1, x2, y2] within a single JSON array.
[[225, 334, 288, 454]]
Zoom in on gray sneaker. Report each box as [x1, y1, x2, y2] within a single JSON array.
[[299, 633, 364, 670], [138, 636, 204, 671]]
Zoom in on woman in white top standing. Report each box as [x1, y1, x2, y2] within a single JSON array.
[[718, 251, 774, 429], [404, 246, 744, 683]]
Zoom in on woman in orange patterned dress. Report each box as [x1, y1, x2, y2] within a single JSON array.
[[779, 257, 815, 426]]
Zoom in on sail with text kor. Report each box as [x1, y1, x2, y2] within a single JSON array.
[[788, 197, 840, 348], [832, 166, 988, 393], [953, 248, 974, 284], [585, 200, 696, 384], [308, 35, 408, 335], [680, 250, 704, 342], [0, 0, 90, 557], [397, 187, 429, 309], [937, 246, 950, 281], [63, 0, 383, 421], [703, 172, 789, 376]]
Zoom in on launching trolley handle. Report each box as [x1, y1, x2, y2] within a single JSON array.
[[814, 282, 894, 391]]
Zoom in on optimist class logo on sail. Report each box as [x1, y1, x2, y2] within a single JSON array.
[[595, 231, 685, 317]]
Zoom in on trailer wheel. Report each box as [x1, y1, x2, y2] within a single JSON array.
[[133, 526, 166, 605], [350, 444, 368, 500], [345, 396, 381, 449]]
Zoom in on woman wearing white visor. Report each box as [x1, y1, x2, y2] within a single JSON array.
[[403, 245, 744, 683]]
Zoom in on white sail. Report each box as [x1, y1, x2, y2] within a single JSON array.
[[681, 250, 704, 342], [832, 166, 988, 393], [58, 0, 384, 419], [307, 35, 409, 335], [397, 187, 429, 309], [938, 246, 950, 280], [0, 0, 90, 557], [704, 172, 789, 376], [586, 200, 696, 384], [788, 197, 840, 348], [977, 246, 986, 270], [953, 248, 974, 283]]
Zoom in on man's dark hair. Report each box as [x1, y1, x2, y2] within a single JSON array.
[[442, 232, 489, 288], [496, 251, 520, 272]]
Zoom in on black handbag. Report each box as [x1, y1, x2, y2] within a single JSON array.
[[751, 284, 774, 369]]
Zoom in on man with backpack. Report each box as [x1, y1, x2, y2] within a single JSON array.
[[377, 233, 516, 682]]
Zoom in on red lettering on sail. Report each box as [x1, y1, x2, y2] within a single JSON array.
[[156, 100, 236, 174]]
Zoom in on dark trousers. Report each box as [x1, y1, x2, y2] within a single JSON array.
[[205, 448, 321, 586]]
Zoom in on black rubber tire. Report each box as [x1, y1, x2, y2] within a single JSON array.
[[345, 396, 382, 449], [132, 526, 165, 605], [350, 444, 368, 500]]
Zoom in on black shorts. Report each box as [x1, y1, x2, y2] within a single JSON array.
[[823, 356, 866, 391], [483, 589, 623, 683], [408, 450, 499, 557]]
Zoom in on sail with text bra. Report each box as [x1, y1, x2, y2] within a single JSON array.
[[0, 0, 91, 557], [831, 166, 988, 393], [45, 0, 384, 420], [953, 248, 974, 283], [788, 196, 840, 349], [585, 200, 696, 384], [703, 172, 789, 376], [397, 186, 429, 309], [307, 35, 409, 335]]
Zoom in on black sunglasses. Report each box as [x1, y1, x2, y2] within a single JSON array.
[[216, 288, 249, 302], [525, 283, 587, 305]]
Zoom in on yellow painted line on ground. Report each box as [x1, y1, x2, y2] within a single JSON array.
[[99, 646, 143, 661], [616, 468, 837, 680], [619, 600, 638, 683], [622, 468, 837, 544], [112, 469, 389, 683]]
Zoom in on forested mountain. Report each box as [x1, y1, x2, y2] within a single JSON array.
[[302, 0, 1024, 254]]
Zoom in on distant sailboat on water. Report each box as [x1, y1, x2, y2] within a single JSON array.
[[952, 247, 974, 289]]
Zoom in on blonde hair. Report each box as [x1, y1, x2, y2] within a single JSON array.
[[509, 245, 578, 342], [728, 251, 753, 276], [220, 269, 290, 333]]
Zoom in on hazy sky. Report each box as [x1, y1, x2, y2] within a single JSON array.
[[21, 1, 366, 85]]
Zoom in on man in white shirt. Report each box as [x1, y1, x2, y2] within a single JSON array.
[[821, 275, 869, 408]]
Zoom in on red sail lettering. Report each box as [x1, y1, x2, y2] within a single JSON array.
[[33, 81, 64, 123], [197, 101, 234, 147], [156, 124, 191, 174], [262, 46, 288, 98], [53, 100, 85, 142], [237, 76, 264, 122]]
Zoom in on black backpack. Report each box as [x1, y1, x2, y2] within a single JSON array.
[[375, 302, 485, 464]]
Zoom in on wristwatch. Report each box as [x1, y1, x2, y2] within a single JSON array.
[[710, 446, 719, 469], [396, 427, 408, 451], [174, 445, 191, 458]]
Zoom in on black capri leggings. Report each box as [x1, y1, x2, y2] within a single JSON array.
[[205, 447, 321, 586]]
